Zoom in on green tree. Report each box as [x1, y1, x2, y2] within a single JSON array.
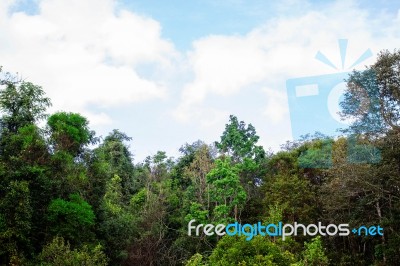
[[342, 49, 400, 134], [96, 130, 136, 199], [98, 175, 137, 264], [321, 135, 400, 264], [0, 77, 55, 263], [207, 235, 297, 266], [333, 50, 400, 263], [372, 50, 400, 132], [184, 144, 214, 219], [215, 115, 265, 162], [185, 253, 205, 266], [174, 141, 214, 188], [0, 81, 51, 134], [0, 180, 32, 263], [47, 112, 95, 156], [46, 194, 95, 245], [215, 116, 269, 224], [206, 157, 246, 223], [163, 142, 215, 264], [264, 174, 317, 225], [39, 236, 108, 266], [301, 236, 328, 266]]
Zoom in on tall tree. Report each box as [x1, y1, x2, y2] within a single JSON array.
[[206, 157, 246, 223], [96, 130, 136, 199], [0, 81, 51, 134], [0, 78, 52, 264], [341, 49, 400, 135], [47, 112, 95, 157], [215, 115, 265, 162], [373, 50, 400, 132]]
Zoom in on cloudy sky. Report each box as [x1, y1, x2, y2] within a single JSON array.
[[1, 0, 399, 161]]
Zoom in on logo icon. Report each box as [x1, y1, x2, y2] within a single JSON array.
[[286, 39, 380, 168]]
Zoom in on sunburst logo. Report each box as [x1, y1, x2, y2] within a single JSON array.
[[315, 39, 372, 71]]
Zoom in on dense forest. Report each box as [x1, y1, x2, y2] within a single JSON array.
[[0, 50, 399, 266]]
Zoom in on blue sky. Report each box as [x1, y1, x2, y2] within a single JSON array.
[[1, 0, 400, 161], [122, 0, 400, 48]]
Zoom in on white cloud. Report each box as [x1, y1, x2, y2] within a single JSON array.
[[262, 88, 288, 124], [0, 0, 178, 125], [81, 111, 112, 127]]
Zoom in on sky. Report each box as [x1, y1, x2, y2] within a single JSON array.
[[0, 0, 399, 161]]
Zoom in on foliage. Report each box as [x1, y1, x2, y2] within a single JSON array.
[[297, 139, 333, 169], [39, 236, 108, 266], [342, 49, 400, 134], [46, 194, 95, 245], [0, 81, 51, 133], [301, 236, 328, 266], [47, 112, 95, 156], [96, 129, 136, 199], [207, 235, 297, 266], [206, 157, 247, 223], [215, 115, 265, 162], [98, 175, 138, 263], [264, 174, 317, 224], [0, 180, 32, 262], [185, 253, 205, 266]]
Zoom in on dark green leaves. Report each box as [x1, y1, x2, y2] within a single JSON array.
[[0, 81, 51, 133], [47, 112, 95, 156], [47, 194, 95, 245], [215, 115, 265, 162]]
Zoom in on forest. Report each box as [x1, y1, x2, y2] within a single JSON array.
[[0, 50, 399, 266]]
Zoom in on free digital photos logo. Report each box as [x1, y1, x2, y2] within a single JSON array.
[[286, 39, 381, 168], [188, 220, 384, 241]]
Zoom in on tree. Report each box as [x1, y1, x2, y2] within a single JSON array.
[[171, 140, 215, 191], [161, 143, 215, 264], [98, 175, 137, 264], [342, 49, 400, 134], [341, 69, 386, 135], [372, 50, 400, 132], [185, 253, 205, 266], [0, 81, 51, 134], [319, 136, 400, 264], [96, 130, 136, 199], [206, 157, 246, 223], [183, 144, 214, 214], [302, 236, 329, 266], [215, 115, 265, 162], [39, 236, 108, 266], [46, 194, 95, 245], [207, 235, 297, 266], [215, 116, 267, 224], [264, 174, 317, 225], [0, 180, 32, 263], [47, 112, 95, 156], [334, 50, 400, 263], [297, 138, 334, 169], [0, 76, 54, 263]]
